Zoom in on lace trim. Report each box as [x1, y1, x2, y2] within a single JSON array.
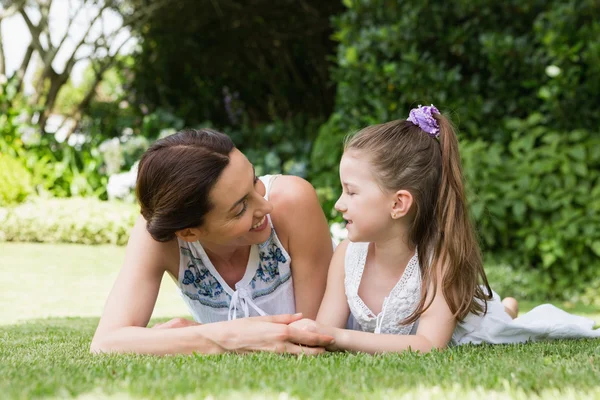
[[345, 242, 421, 335]]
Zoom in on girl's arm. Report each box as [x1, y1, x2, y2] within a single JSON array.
[[269, 176, 333, 319], [311, 267, 457, 354], [91, 215, 335, 355], [316, 240, 351, 328]]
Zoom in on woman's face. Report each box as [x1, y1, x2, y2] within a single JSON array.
[[197, 148, 273, 247]]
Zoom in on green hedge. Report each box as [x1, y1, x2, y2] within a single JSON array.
[[309, 0, 600, 299], [462, 115, 600, 296], [0, 198, 139, 246], [318, 0, 600, 142], [0, 153, 33, 206]]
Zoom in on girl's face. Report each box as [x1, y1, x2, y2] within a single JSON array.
[[197, 149, 273, 247], [335, 150, 394, 243]]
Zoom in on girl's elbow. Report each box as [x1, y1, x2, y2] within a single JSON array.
[[412, 336, 448, 353]]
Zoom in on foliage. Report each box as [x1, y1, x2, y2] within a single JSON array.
[[316, 0, 600, 143], [462, 115, 600, 296], [1, 77, 111, 199], [130, 0, 343, 127], [234, 115, 323, 179], [0, 153, 33, 206], [0, 197, 139, 245]]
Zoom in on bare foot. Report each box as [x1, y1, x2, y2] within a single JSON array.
[[502, 297, 519, 319]]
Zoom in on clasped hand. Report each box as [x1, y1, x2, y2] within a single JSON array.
[[153, 313, 336, 355]]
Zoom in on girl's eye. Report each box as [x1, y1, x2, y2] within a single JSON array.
[[254, 175, 259, 184], [236, 199, 249, 217]]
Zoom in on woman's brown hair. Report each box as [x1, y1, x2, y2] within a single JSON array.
[[345, 113, 492, 323], [136, 128, 235, 242]]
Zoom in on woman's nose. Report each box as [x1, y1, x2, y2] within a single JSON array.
[[255, 195, 273, 216]]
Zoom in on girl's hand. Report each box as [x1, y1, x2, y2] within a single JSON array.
[[289, 318, 319, 332], [220, 314, 335, 355], [290, 318, 341, 352]]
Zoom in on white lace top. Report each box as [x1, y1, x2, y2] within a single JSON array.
[[345, 241, 421, 335], [343, 242, 600, 345], [173, 175, 296, 323]]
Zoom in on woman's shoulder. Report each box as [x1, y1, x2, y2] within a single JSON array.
[[266, 175, 328, 247], [267, 175, 321, 219], [127, 214, 180, 277], [267, 175, 316, 204]]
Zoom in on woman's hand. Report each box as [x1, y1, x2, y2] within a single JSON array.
[[152, 318, 201, 329], [219, 313, 335, 355]]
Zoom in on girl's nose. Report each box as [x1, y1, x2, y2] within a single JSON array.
[[334, 195, 346, 213]]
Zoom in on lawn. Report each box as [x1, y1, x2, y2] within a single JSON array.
[[1, 242, 599, 399]]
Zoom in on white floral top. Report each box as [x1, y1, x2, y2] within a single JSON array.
[[173, 175, 295, 323]]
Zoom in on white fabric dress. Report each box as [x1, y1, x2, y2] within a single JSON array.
[[344, 241, 600, 345], [173, 175, 296, 323]]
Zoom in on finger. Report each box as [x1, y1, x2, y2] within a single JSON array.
[[283, 343, 326, 356], [249, 313, 303, 324], [151, 322, 164, 329], [287, 327, 335, 347]]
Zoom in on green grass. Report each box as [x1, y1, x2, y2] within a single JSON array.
[[0, 242, 188, 325], [1, 242, 599, 399]]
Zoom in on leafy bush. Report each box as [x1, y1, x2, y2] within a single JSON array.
[[0, 198, 139, 245], [463, 115, 600, 296], [319, 0, 600, 143], [484, 261, 552, 302], [0, 153, 33, 206], [131, 0, 343, 127]]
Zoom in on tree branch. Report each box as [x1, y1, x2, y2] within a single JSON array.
[[19, 9, 47, 56], [0, 19, 5, 76], [13, 44, 34, 93], [0, 0, 27, 20], [55, 0, 86, 52], [62, 3, 111, 76]]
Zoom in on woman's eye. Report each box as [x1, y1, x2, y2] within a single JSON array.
[[236, 199, 248, 217]]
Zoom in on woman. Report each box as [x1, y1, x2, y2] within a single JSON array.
[[91, 128, 334, 355]]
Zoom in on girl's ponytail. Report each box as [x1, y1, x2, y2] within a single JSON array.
[[434, 115, 492, 320]]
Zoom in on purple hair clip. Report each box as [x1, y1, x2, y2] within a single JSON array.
[[407, 104, 440, 138]]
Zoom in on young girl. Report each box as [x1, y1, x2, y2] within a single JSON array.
[[292, 105, 600, 353]]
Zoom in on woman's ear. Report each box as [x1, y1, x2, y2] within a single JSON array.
[[175, 227, 203, 242], [390, 190, 413, 219]]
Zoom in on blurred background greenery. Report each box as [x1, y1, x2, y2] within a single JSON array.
[[1, 0, 599, 305]]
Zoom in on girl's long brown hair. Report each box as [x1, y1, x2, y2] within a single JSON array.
[[346, 113, 492, 323]]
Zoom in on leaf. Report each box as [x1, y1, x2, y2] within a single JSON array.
[[591, 241, 600, 257], [345, 47, 358, 65]]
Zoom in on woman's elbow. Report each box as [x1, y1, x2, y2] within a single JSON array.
[[90, 331, 115, 354], [90, 337, 106, 354]]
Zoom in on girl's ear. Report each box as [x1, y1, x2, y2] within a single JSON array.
[[390, 190, 413, 219]]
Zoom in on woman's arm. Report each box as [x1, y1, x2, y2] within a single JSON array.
[[269, 176, 333, 319], [91, 215, 335, 355]]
